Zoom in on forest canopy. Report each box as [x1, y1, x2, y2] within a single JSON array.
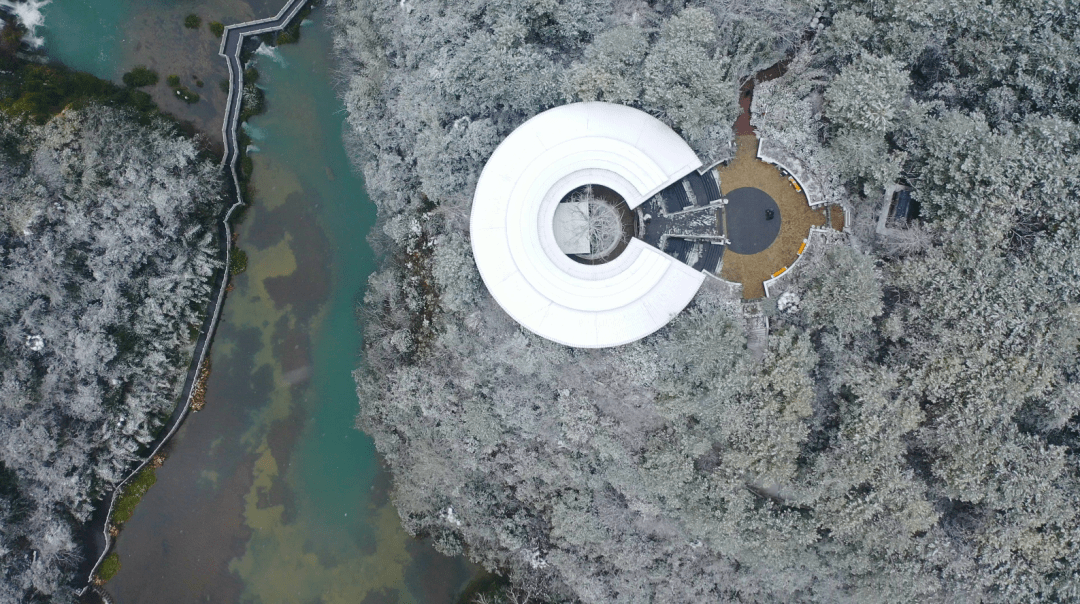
[[0, 102, 222, 602], [331, 0, 1080, 602]]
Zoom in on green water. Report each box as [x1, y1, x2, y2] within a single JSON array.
[[37, 3, 476, 602], [39, 0, 130, 79]]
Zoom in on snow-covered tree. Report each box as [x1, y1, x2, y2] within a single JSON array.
[[0, 105, 222, 602], [330, 0, 1080, 601]]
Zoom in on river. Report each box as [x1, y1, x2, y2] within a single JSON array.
[[31, 2, 478, 602]]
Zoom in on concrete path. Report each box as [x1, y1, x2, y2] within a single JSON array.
[[218, 0, 310, 171]]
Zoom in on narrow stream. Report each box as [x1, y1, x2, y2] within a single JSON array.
[[33, 3, 477, 602]]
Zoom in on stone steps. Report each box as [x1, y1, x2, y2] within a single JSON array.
[[743, 301, 769, 361]]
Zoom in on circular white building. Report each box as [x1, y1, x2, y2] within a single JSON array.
[[470, 102, 708, 348]]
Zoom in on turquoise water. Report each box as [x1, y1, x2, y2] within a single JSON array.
[[39, 0, 130, 79], [37, 0, 266, 143], [35, 2, 476, 601]]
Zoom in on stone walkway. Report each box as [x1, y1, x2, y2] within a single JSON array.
[[718, 135, 828, 298], [219, 0, 309, 170]]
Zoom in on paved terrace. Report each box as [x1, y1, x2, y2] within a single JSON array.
[[718, 135, 829, 299], [637, 131, 846, 300]]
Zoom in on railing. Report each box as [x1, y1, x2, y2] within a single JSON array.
[[756, 137, 828, 208], [762, 227, 846, 298], [76, 0, 310, 597]]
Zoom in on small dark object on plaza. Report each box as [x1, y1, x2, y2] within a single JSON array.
[[765, 209, 775, 220]]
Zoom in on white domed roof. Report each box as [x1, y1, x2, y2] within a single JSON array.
[[470, 102, 706, 348]]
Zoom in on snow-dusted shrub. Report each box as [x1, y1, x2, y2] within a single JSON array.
[[0, 105, 222, 601]]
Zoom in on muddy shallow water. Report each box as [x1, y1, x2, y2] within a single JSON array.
[[40, 0, 278, 148]]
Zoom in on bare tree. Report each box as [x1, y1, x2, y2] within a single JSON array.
[[564, 188, 626, 259]]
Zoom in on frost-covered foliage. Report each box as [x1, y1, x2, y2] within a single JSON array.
[[0, 105, 221, 602], [333, 0, 806, 216], [333, 0, 1080, 601], [561, 189, 624, 258]]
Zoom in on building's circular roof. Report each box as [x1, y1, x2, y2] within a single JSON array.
[[470, 102, 707, 348]]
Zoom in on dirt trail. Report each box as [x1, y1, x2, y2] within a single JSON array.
[[734, 87, 755, 136]]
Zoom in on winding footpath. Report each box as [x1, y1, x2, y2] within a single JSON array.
[[77, 0, 310, 595]]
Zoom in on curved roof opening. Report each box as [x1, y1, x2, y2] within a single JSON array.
[[470, 102, 707, 348], [553, 185, 636, 265]]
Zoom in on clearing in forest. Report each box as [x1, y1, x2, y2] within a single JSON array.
[[717, 135, 828, 299]]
